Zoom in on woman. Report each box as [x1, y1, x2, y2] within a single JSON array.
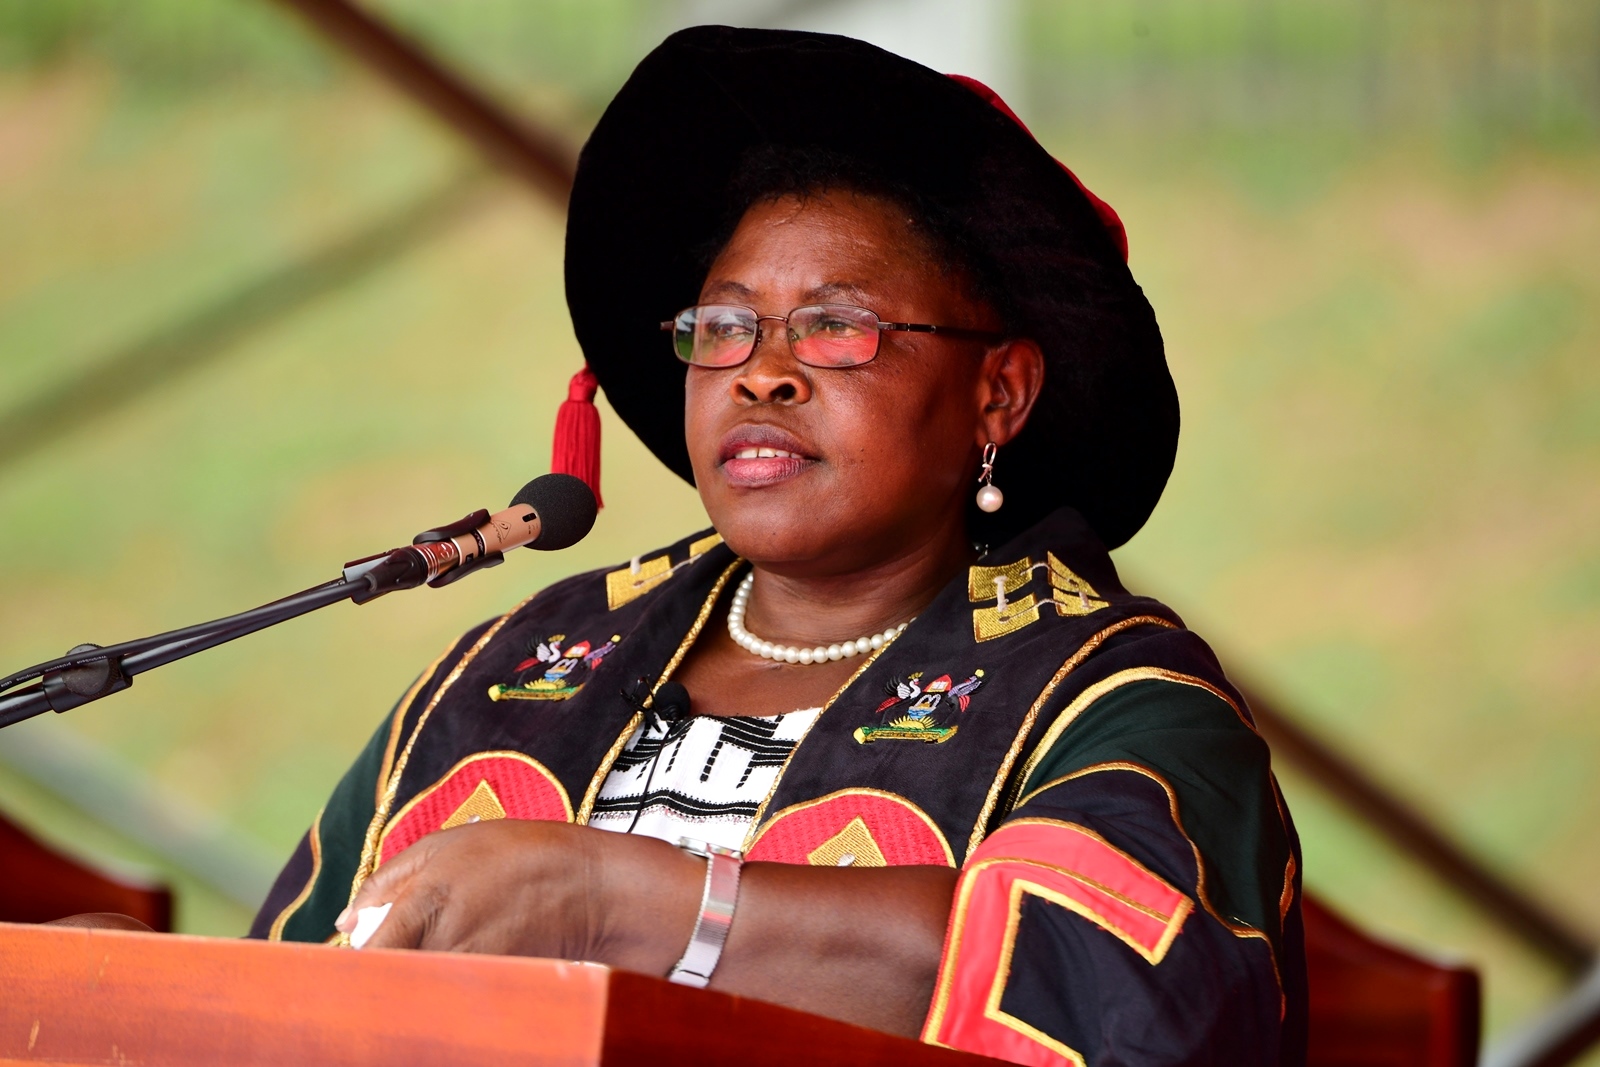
[[253, 27, 1305, 1065]]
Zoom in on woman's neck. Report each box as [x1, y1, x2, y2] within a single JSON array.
[[739, 518, 975, 647]]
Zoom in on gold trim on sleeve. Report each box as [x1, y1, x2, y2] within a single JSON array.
[[922, 846, 988, 1045], [983, 962, 1089, 1067], [979, 818, 1194, 961], [1280, 851, 1298, 924], [923, 823, 1194, 1057], [980, 875, 1181, 1059], [964, 616, 1178, 859], [1013, 760, 1286, 1002], [1010, 663, 1246, 811], [266, 807, 324, 941]]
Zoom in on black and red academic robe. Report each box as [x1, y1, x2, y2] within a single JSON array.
[[252, 507, 1306, 1066]]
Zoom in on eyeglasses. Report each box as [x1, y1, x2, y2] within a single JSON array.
[[660, 304, 1006, 369]]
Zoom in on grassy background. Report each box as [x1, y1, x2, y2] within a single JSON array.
[[1, 0, 1597, 1049]]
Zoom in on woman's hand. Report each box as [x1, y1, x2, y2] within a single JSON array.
[[335, 821, 704, 975], [337, 819, 959, 1036]]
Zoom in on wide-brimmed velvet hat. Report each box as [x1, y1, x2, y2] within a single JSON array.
[[561, 25, 1177, 549]]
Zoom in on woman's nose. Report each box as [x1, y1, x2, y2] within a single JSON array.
[[730, 324, 812, 405]]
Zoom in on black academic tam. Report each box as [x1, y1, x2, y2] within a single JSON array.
[[564, 24, 1180, 551]]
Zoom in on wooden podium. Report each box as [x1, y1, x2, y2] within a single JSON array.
[[0, 922, 1003, 1066]]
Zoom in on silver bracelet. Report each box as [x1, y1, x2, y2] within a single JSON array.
[[668, 838, 744, 987]]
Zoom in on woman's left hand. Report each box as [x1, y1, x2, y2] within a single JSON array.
[[335, 820, 703, 975]]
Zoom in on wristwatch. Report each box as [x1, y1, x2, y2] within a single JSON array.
[[668, 838, 744, 987]]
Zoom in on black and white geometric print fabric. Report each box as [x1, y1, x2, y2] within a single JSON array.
[[590, 708, 822, 852]]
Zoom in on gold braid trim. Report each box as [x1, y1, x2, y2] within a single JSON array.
[[339, 604, 530, 935], [575, 559, 744, 824], [1012, 665, 1210, 806], [965, 615, 1178, 859], [375, 643, 456, 808], [742, 610, 908, 847], [1016, 760, 1286, 1006], [266, 807, 323, 941]]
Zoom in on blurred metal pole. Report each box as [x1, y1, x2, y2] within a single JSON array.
[[1245, 683, 1594, 977], [0, 720, 279, 911], [1482, 961, 1600, 1067], [268, 0, 576, 202]]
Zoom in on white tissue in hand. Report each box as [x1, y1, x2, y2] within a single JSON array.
[[350, 902, 393, 949]]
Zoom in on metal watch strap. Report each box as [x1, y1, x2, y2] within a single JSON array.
[[668, 838, 744, 988]]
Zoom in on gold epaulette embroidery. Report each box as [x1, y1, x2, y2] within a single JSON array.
[[1047, 553, 1109, 616], [968, 553, 1108, 642], [604, 533, 724, 610]]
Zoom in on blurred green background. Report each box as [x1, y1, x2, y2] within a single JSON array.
[[0, 0, 1596, 1052]]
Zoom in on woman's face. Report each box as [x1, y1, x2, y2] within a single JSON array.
[[684, 191, 1035, 577]]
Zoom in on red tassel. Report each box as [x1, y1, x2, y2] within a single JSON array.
[[552, 364, 603, 508]]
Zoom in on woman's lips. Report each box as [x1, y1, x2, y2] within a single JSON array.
[[722, 448, 815, 487], [718, 431, 817, 488]]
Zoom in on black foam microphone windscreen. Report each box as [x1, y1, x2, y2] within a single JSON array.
[[511, 473, 599, 551]]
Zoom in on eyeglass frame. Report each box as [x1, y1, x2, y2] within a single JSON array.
[[658, 303, 1008, 369]]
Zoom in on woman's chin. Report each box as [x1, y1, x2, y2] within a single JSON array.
[[705, 487, 852, 566]]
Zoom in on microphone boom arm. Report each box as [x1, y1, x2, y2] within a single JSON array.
[[0, 472, 597, 732], [0, 535, 489, 730], [0, 577, 369, 731]]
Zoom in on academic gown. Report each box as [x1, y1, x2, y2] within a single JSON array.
[[251, 507, 1307, 1067]]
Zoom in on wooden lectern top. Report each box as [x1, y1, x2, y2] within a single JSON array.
[[0, 922, 1005, 1066]]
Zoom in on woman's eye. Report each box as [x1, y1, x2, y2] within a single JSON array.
[[707, 319, 752, 340]]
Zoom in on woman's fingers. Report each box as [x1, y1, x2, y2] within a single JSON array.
[[341, 824, 525, 952], [336, 839, 429, 942], [330, 821, 674, 959], [358, 885, 441, 950]]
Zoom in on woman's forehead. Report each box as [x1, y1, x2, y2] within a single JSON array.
[[701, 193, 942, 302], [699, 277, 880, 306], [725, 190, 921, 246]]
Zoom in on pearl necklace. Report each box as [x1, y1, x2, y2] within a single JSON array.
[[727, 572, 909, 665]]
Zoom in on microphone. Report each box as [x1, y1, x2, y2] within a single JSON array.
[[622, 677, 691, 732], [410, 473, 598, 578], [651, 681, 692, 725], [0, 475, 599, 728], [345, 473, 597, 600]]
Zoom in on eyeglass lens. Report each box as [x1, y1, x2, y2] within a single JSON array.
[[673, 304, 882, 368]]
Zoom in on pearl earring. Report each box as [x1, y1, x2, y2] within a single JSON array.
[[975, 442, 1004, 513]]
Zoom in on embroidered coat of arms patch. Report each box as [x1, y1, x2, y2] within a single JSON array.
[[853, 669, 984, 744], [488, 633, 619, 701]]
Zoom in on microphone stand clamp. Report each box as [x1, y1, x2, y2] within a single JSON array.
[[340, 509, 504, 604], [40, 644, 131, 714], [412, 509, 504, 588]]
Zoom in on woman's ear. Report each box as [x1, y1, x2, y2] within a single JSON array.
[[977, 338, 1046, 448]]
